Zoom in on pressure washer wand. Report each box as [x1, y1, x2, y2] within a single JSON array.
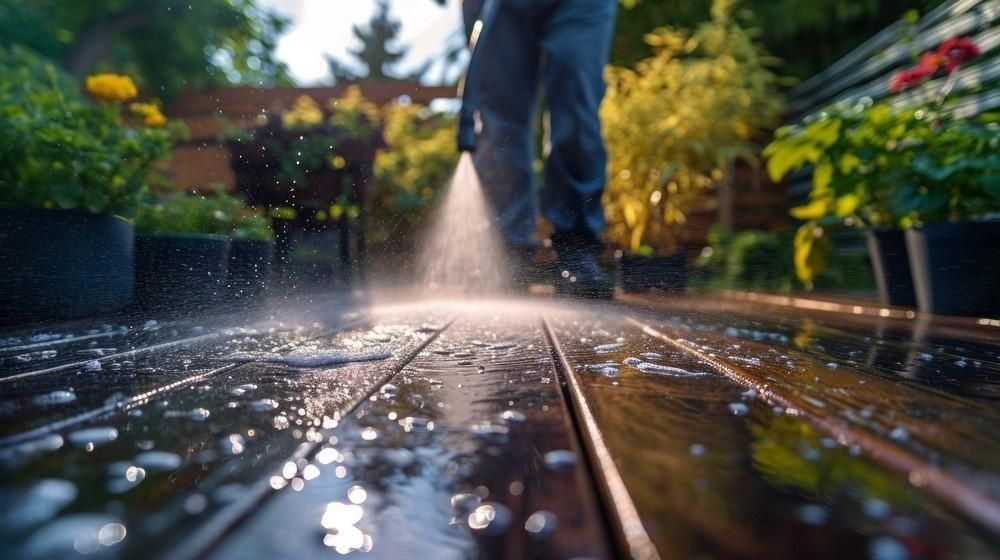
[[457, 0, 499, 153]]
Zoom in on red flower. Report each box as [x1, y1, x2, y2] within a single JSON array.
[[916, 52, 945, 74], [889, 66, 934, 92], [938, 37, 980, 67]]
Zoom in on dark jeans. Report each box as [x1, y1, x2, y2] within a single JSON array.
[[463, 0, 618, 247]]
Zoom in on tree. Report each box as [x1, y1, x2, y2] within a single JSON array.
[[326, 0, 427, 83], [0, 0, 289, 101], [612, 0, 946, 80]]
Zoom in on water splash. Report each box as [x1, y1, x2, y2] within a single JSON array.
[[418, 153, 508, 296]]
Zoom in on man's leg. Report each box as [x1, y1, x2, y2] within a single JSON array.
[[464, 0, 542, 249], [539, 0, 616, 239], [539, 0, 618, 297]]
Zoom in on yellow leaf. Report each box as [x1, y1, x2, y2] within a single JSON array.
[[834, 193, 860, 217], [790, 196, 831, 220], [838, 153, 861, 174], [793, 224, 830, 289], [812, 161, 833, 192]]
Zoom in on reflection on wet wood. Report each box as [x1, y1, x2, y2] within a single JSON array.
[[210, 314, 612, 560], [545, 307, 999, 558]]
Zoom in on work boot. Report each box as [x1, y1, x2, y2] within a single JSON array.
[[551, 231, 614, 300]]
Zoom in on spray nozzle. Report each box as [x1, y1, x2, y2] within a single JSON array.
[[457, 110, 477, 153]]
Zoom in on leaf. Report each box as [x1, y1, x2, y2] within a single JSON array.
[[790, 196, 831, 220], [838, 153, 861, 174], [793, 223, 830, 289], [812, 161, 833, 192], [834, 193, 860, 217]]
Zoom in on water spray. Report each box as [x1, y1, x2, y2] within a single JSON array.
[[457, 0, 499, 153]]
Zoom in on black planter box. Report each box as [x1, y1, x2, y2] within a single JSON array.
[[135, 233, 230, 310], [228, 239, 274, 301], [866, 230, 916, 308], [0, 208, 134, 323], [905, 222, 1000, 317], [620, 252, 688, 293]]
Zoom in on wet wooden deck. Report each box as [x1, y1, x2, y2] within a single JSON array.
[[1, 292, 998, 559]]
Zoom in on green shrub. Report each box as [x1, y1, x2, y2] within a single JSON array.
[[232, 213, 274, 241], [601, 0, 783, 253], [135, 188, 244, 236], [0, 46, 182, 217]]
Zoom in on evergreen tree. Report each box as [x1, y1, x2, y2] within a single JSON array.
[[327, 0, 427, 83]]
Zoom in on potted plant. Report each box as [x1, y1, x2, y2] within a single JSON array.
[[228, 212, 275, 301], [0, 46, 178, 322], [133, 188, 241, 310], [764, 36, 992, 314], [226, 87, 384, 210], [901, 114, 1000, 316], [763, 100, 930, 304], [600, 0, 782, 292]]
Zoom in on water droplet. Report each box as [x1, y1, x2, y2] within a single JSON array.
[[0, 479, 77, 531], [133, 451, 182, 472], [500, 410, 526, 424], [634, 362, 707, 376], [82, 360, 102, 372], [184, 493, 208, 514], [32, 390, 76, 406], [468, 503, 512, 535], [863, 498, 891, 520], [451, 493, 481, 515], [283, 348, 391, 367], [543, 450, 577, 471], [869, 536, 909, 560], [524, 510, 557, 539], [219, 434, 246, 455], [797, 504, 828, 525], [360, 427, 378, 441], [20, 514, 125, 557], [728, 402, 750, 416], [595, 343, 624, 354], [689, 443, 706, 457], [66, 427, 118, 449], [347, 485, 367, 504], [250, 399, 279, 411], [889, 427, 909, 441]]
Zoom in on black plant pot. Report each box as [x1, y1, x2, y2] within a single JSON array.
[[866, 230, 916, 308], [0, 208, 134, 323], [228, 239, 274, 301], [620, 252, 688, 294], [905, 222, 1000, 317], [135, 233, 231, 311]]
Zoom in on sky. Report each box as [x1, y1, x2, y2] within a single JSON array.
[[255, 0, 466, 86]]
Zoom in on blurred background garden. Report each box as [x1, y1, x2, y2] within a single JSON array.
[[2, 0, 997, 319]]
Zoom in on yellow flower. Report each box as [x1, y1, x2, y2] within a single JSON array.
[[282, 95, 323, 129], [129, 102, 167, 127], [86, 73, 138, 102]]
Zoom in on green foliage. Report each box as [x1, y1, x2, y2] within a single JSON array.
[[765, 99, 1000, 286], [613, 0, 945, 79], [0, 0, 289, 100], [232, 213, 274, 242], [695, 227, 795, 292], [0, 46, 180, 217], [371, 101, 457, 242], [601, 0, 783, 253], [134, 187, 243, 236], [231, 87, 382, 187]]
